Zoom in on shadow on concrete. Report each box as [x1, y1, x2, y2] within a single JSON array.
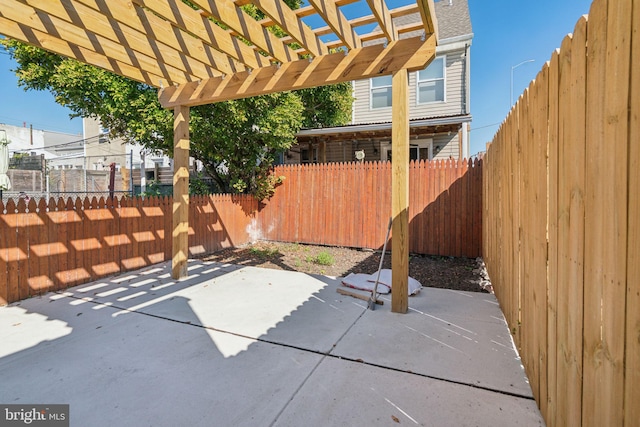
[[0, 260, 543, 426]]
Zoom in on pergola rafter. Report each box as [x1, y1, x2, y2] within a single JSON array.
[[189, 0, 297, 64], [365, 0, 397, 42], [0, 0, 439, 313], [306, 0, 360, 50]]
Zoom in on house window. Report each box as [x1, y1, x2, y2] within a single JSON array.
[[273, 152, 285, 165], [98, 126, 109, 144], [417, 56, 445, 104], [301, 147, 317, 164], [384, 139, 433, 161], [370, 76, 392, 109]]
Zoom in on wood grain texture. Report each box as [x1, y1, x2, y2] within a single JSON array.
[[625, 1, 640, 424], [158, 36, 436, 107], [584, 0, 629, 424], [391, 69, 409, 313], [172, 106, 190, 279]]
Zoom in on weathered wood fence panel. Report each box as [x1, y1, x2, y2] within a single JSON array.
[[0, 195, 256, 305], [257, 159, 482, 257], [482, 0, 638, 425]]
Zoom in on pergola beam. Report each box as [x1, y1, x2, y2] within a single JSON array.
[[159, 35, 435, 108]]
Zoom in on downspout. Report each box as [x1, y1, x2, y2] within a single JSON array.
[[462, 42, 471, 159], [465, 42, 471, 115]]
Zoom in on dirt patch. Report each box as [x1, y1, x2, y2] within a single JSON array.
[[201, 241, 488, 293]]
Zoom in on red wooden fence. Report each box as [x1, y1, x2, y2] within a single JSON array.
[[0, 195, 257, 305], [1, 158, 482, 305], [257, 158, 482, 257]]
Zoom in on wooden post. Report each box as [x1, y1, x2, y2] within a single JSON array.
[[172, 105, 190, 279], [391, 69, 409, 313], [318, 140, 327, 163]]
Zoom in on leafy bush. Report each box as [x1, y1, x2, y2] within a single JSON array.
[[314, 251, 334, 266]]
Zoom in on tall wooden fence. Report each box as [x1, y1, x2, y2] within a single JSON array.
[[482, 0, 638, 425], [0, 195, 257, 305], [258, 159, 482, 258]]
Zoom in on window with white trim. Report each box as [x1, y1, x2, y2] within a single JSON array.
[[410, 139, 433, 161], [417, 56, 445, 104], [383, 139, 433, 161], [370, 75, 392, 109]]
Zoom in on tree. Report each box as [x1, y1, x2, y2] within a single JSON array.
[[1, 38, 352, 200]]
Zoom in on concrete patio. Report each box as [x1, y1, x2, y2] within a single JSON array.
[[0, 260, 544, 426]]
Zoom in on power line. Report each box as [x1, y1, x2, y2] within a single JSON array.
[[7, 133, 107, 154], [469, 122, 502, 132]]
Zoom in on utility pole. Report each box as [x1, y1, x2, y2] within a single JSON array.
[[129, 150, 134, 197]]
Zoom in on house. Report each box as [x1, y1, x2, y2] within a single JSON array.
[[287, 0, 473, 164]]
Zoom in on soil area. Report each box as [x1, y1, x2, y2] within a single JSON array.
[[201, 241, 489, 293]]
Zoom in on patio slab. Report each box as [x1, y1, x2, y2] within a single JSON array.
[[0, 260, 544, 426], [0, 287, 323, 427], [331, 287, 532, 397], [275, 357, 543, 427]]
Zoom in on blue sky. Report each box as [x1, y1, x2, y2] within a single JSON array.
[[467, 0, 593, 154], [0, 0, 594, 153], [0, 51, 83, 135]]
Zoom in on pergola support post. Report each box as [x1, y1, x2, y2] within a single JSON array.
[[172, 105, 190, 279], [391, 69, 409, 313]]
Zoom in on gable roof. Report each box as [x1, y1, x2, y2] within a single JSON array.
[[433, 0, 473, 40]]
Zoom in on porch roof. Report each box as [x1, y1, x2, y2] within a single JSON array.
[[296, 113, 471, 142]]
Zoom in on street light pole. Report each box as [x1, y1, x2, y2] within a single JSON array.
[[510, 59, 535, 107]]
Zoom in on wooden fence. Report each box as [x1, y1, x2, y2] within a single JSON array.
[[0, 195, 257, 305], [258, 159, 482, 258], [482, 0, 638, 425], [0, 157, 482, 305]]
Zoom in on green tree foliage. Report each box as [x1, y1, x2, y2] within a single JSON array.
[[2, 36, 352, 200]]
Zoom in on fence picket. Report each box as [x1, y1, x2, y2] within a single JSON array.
[[625, 0, 640, 423]]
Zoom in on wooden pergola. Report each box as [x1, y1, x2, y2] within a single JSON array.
[[0, 0, 438, 313]]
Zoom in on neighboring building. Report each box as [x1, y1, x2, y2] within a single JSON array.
[[82, 117, 174, 186], [1, 119, 179, 195], [1, 122, 64, 161], [82, 117, 171, 172], [288, 0, 473, 163]]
